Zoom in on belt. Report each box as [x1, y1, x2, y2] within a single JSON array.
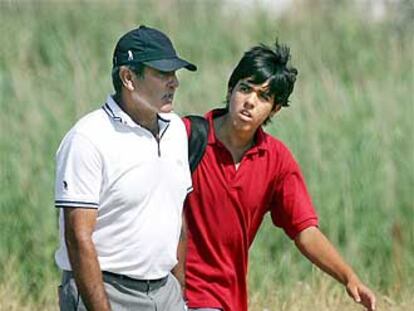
[[102, 271, 169, 292]]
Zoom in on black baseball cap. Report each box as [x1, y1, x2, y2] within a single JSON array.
[[113, 25, 197, 72]]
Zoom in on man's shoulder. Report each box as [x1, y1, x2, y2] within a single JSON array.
[[70, 107, 108, 137], [58, 107, 108, 149]]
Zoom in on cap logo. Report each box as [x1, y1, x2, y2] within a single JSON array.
[[127, 50, 134, 61]]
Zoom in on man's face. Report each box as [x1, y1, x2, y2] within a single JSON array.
[[227, 78, 280, 132], [131, 66, 179, 114]]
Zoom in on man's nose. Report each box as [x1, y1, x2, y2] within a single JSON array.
[[168, 73, 179, 89]]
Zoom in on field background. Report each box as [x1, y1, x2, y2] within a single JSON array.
[[0, 0, 413, 310]]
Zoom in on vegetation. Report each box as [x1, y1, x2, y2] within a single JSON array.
[[0, 0, 412, 310]]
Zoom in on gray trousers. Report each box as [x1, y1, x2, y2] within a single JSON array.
[[58, 271, 186, 311]]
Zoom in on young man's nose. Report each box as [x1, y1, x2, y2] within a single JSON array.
[[244, 92, 257, 109]]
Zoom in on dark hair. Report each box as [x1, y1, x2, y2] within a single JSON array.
[[227, 41, 298, 110], [112, 63, 146, 95]]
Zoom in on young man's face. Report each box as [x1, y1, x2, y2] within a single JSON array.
[[227, 78, 280, 132], [131, 66, 179, 114]]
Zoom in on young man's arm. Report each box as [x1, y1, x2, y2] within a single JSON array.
[[172, 212, 187, 292], [294, 226, 376, 311], [64, 208, 111, 311]]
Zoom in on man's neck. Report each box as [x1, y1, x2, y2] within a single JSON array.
[[114, 94, 159, 136]]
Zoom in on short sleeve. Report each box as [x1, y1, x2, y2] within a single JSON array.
[[55, 132, 102, 209], [270, 151, 318, 239]]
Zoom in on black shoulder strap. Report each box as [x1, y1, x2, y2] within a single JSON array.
[[186, 115, 209, 173]]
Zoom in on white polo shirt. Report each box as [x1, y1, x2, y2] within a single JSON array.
[[54, 95, 192, 279]]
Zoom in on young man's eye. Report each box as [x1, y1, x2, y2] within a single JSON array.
[[239, 85, 250, 93], [259, 93, 270, 101], [258, 91, 272, 101]]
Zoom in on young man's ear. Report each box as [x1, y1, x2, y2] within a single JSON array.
[[119, 66, 135, 91], [270, 104, 282, 118], [226, 88, 233, 103]]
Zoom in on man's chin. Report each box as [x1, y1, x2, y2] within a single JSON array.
[[159, 103, 173, 113]]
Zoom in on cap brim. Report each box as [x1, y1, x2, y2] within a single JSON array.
[[143, 57, 197, 72]]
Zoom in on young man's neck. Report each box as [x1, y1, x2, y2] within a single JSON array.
[[214, 114, 256, 164]]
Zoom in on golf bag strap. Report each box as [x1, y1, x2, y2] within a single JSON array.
[[185, 115, 209, 173]]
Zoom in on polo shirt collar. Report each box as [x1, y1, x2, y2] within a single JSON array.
[[103, 95, 171, 131], [205, 108, 268, 154]]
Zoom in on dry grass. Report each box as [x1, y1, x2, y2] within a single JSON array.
[[249, 278, 413, 311], [0, 259, 57, 311], [0, 280, 412, 311]]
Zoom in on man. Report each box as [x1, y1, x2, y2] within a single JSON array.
[[54, 25, 196, 310], [184, 42, 376, 311]]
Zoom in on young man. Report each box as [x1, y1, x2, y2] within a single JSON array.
[[54, 25, 196, 310], [184, 42, 376, 311]]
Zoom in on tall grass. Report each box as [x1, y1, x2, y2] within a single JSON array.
[[0, 0, 412, 309]]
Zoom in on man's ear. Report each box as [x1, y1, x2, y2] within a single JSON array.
[[270, 104, 282, 118], [119, 66, 135, 91]]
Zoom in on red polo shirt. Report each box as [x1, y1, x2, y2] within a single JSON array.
[[183, 109, 318, 311]]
